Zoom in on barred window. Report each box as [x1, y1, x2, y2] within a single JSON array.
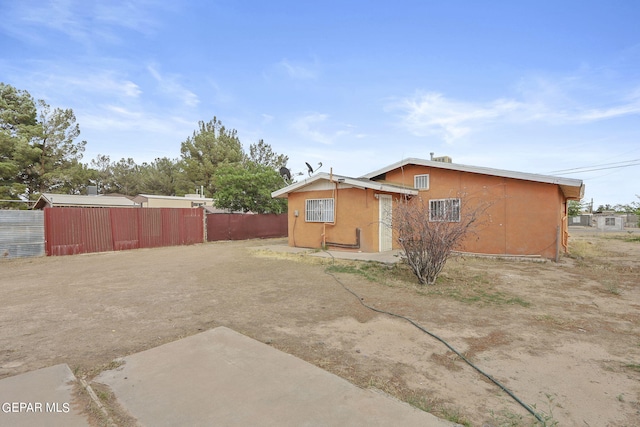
[[429, 198, 460, 222], [414, 174, 430, 190], [305, 198, 334, 222], [605, 217, 615, 226]]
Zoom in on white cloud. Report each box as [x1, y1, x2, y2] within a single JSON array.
[[391, 93, 518, 141], [93, 1, 165, 34], [277, 59, 318, 80], [0, 0, 164, 45], [391, 86, 640, 142], [292, 113, 332, 144], [572, 102, 640, 121], [15, 67, 142, 103], [69, 73, 142, 99], [147, 65, 199, 108], [291, 113, 360, 146], [103, 105, 142, 119], [81, 109, 158, 132]]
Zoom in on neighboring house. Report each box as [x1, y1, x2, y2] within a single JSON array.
[[272, 157, 584, 260], [33, 193, 138, 209], [133, 194, 214, 208], [594, 215, 624, 231]]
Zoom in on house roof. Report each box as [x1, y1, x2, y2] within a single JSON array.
[[271, 172, 419, 198], [362, 158, 585, 199], [134, 194, 214, 203], [33, 193, 139, 209], [272, 158, 585, 200]]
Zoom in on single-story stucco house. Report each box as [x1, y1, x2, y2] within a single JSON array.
[[133, 194, 214, 209], [271, 157, 584, 260], [33, 193, 138, 209]]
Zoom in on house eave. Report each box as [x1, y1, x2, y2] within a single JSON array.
[[271, 172, 418, 198], [33, 193, 139, 209], [363, 158, 584, 198]]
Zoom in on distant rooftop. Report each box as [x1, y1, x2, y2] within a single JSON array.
[[33, 193, 138, 209]]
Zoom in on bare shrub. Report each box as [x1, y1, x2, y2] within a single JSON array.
[[393, 193, 491, 285]]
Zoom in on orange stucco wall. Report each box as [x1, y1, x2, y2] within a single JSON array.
[[287, 187, 382, 252], [285, 165, 570, 259], [383, 165, 566, 258]]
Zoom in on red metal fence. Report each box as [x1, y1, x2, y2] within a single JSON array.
[[44, 207, 204, 256], [207, 213, 287, 241]]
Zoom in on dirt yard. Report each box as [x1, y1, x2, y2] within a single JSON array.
[[1, 230, 639, 426]]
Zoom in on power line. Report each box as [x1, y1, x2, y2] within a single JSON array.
[[552, 162, 640, 175], [548, 158, 640, 174]]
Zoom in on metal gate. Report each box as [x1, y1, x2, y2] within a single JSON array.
[[0, 210, 45, 259]]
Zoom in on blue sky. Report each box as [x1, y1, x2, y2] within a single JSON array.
[[1, 1, 639, 206]]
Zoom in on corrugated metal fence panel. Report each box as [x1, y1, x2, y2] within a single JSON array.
[[162, 208, 182, 247], [228, 215, 246, 239], [111, 208, 139, 250], [45, 207, 114, 255], [180, 209, 204, 245], [45, 207, 84, 255], [0, 210, 45, 259], [206, 214, 231, 241], [45, 207, 204, 256], [206, 213, 287, 241], [250, 214, 288, 239], [138, 209, 163, 248], [81, 208, 113, 253]]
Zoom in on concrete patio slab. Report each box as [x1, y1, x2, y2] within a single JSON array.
[[0, 363, 89, 427], [254, 244, 403, 264], [95, 327, 456, 427]]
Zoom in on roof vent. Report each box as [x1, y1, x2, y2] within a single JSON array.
[[432, 156, 452, 163]]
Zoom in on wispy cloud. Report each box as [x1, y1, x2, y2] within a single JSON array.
[[292, 113, 333, 144], [80, 106, 184, 133], [68, 73, 142, 99], [147, 65, 199, 108], [291, 113, 353, 145], [93, 1, 164, 34], [13, 66, 142, 103], [0, 0, 163, 45], [390, 85, 640, 142], [572, 101, 640, 121], [278, 59, 318, 80], [391, 93, 522, 141], [264, 57, 321, 82]]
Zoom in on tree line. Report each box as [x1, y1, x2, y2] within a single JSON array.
[[568, 199, 640, 217], [1, 83, 290, 213]]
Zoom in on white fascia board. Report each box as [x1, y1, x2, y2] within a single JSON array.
[[138, 194, 213, 202], [362, 158, 583, 189], [271, 172, 418, 198], [271, 173, 334, 198]]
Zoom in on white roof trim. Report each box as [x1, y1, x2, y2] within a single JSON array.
[[136, 194, 214, 202], [271, 172, 418, 198], [35, 193, 138, 207], [272, 158, 585, 200], [362, 157, 583, 188]]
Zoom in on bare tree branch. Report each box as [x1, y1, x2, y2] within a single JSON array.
[[393, 192, 492, 285]]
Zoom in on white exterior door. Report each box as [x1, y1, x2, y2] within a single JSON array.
[[379, 195, 393, 252]]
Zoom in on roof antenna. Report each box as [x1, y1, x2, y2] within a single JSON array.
[[305, 162, 323, 176], [279, 166, 292, 181]]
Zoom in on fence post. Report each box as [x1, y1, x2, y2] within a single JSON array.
[[202, 208, 207, 242]]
